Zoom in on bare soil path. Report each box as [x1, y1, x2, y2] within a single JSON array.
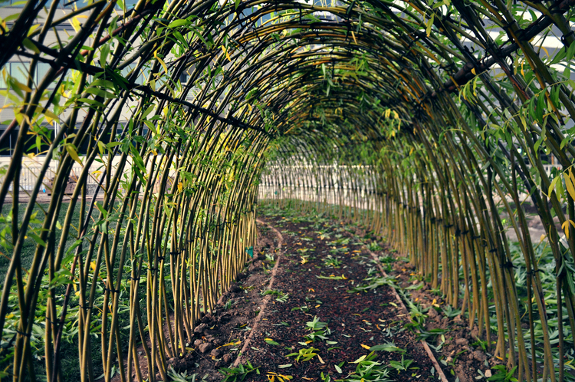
[[171, 206, 497, 382]]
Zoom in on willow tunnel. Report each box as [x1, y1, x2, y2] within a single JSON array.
[[0, 0, 574, 381]]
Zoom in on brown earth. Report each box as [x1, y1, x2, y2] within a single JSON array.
[[118, 211, 501, 382]]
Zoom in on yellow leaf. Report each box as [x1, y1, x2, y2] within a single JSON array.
[[562, 221, 569, 239], [361, 344, 371, 350], [65, 144, 83, 165], [70, 16, 82, 32], [565, 171, 575, 201], [27, 24, 40, 36], [154, 51, 168, 75], [351, 30, 357, 44], [221, 45, 231, 61], [521, 61, 525, 76], [97, 141, 106, 155], [548, 176, 560, 197], [13, 80, 32, 93]]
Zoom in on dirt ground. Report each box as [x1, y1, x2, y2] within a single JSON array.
[[151, 210, 501, 382]]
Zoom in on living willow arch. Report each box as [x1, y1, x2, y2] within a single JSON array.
[[1, 0, 575, 381]]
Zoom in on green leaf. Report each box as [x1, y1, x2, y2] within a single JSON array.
[[65, 144, 83, 165], [548, 175, 560, 197], [142, 104, 155, 119], [168, 19, 190, 28], [264, 338, 279, 346], [425, 15, 434, 37], [567, 41, 575, 61], [28, 232, 46, 247], [22, 38, 40, 54], [370, 343, 406, 353], [100, 43, 110, 68]]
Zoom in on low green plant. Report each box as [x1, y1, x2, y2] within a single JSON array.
[[487, 366, 518, 382], [323, 255, 343, 268], [348, 275, 395, 293], [370, 342, 406, 354], [345, 352, 392, 381], [417, 328, 447, 342], [369, 242, 383, 251], [388, 356, 414, 373], [167, 366, 206, 382], [304, 316, 331, 341], [442, 305, 462, 318], [219, 361, 260, 381], [261, 289, 289, 303], [286, 347, 320, 362], [379, 255, 396, 263]]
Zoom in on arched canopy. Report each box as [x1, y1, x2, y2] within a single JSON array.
[[1, 0, 575, 381]]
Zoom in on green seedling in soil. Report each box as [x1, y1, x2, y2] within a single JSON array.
[[323, 255, 343, 268], [333, 236, 350, 245], [442, 305, 462, 318], [348, 275, 395, 292], [291, 305, 310, 312], [487, 366, 518, 382], [320, 372, 332, 382], [370, 342, 406, 354], [304, 316, 331, 341], [416, 328, 447, 342], [405, 282, 423, 290], [346, 352, 392, 381], [379, 255, 396, 264], [472, 337, 491, 351], [261, 289, 289, 303], [430, 287, 442, 295], [167, 366, 206, 382], [369, 242, 383, 251], [397, 289, 427, 326], [388, 356, 415, 373], [286, 347, 320, 362], [219, 361, 260, 381]]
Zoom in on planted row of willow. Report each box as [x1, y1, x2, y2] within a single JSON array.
[[0, 1, 281, 381]]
